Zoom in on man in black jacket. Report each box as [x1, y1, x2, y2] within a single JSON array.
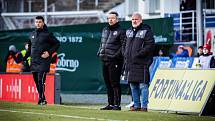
[[98, 11, 125, 110], [24, 16, 60, 105], [124, 13, 155, 111]]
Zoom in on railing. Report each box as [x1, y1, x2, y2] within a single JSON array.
[[1, 11, 107, 30], [203, 9, 215, 28], [165, 10, 196, 43], [0, 0, 124, 30], [165, 9, 215, 44]]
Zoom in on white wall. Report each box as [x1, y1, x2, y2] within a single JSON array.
[[161, 0, 180, 15], [106, 0, 180, 20], [106, 2, 126, 19]]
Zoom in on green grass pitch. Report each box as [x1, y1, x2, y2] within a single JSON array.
[[0, 101, 214, 121]]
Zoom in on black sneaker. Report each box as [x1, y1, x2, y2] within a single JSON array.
[[42, 100, 47, 105], [38, 100, 47, 105], [112, 105, 121, 110], [37, 99, 42, 105], [130, 107, 141, 111], [100, 105, 113, 110]]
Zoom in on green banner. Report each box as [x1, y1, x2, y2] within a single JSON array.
[[0, 18, 173, 94]]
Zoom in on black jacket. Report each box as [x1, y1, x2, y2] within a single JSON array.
[[98, 22, 125, 62], [124, 23, 155, 84], [25, 25, 60, 72]]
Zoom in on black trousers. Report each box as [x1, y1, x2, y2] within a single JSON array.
[[102, 62, 122, 106], [32, 72, 47, 101]]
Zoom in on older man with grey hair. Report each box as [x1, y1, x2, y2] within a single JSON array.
[[123, 12, 155, 111]]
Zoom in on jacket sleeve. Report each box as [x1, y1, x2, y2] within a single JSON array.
[[97, 29, 105, 57], [48, 33, 60, 55], [137, 29, 155, 57], [122, 35, 127, 57], [97, 43, 102, 57]]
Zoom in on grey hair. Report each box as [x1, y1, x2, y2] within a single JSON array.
[[132, 12, 142, 20]]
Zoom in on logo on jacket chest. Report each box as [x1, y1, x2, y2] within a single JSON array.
[[136, 30, 147, 38], [31, 35, 35, 39], [126, 30, 147, 38], [113, 31, 118, 36], [140, 31, 144, 36], [126, 30, 133, 37]]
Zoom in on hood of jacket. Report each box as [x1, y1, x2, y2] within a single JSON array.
[[108, 22, 120, 31], [132, 23, 152, 32]]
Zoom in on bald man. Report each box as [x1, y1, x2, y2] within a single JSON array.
[[123, 13, 155, 111]]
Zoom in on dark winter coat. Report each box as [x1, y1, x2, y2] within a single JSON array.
[[25, 24, 60, 72], [97, 22, 126, 63], [124, 23, 155, 84]]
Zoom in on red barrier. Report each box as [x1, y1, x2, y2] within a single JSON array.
[[0, 73, 54, 104]]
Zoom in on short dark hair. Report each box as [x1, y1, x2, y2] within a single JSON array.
[[198, 46, 203, 49], [109, 11, 118, 17], [35, 16, 44, 22], [24, 42, 28, 45]]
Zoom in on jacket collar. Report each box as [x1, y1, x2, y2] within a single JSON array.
[[132, 23, 142, 32], [36, 24, 48, 32], [108, 22, 120, 30]]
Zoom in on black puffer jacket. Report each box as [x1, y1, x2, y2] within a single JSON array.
[[26, 24, 60, 72], [124, 23, 155, 84], [98, 22, 125, 62]]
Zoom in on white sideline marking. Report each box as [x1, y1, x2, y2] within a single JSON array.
[[0, 109, 127, 121], [56, 104, 99, 109]]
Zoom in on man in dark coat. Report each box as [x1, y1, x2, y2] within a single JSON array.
[[97, 11, 125, 110], [124, 13, 155, 111], [24, 16, 60, 105]]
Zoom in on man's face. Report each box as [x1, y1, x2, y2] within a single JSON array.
[[35, 19, 44, 29], [107, 14, 118, 26], [132, 15, 142, 28], [178, 47, 183, 53], [25, 43, 29, 50], [203, 48, 209, 54], [198, 48, 203, 54]]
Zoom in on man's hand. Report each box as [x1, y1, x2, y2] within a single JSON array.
[[41, 51, 49, 58]]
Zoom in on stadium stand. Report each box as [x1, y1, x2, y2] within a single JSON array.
[[0, 0, 124, 30]]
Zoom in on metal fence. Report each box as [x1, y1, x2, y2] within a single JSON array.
[[1, 11, 107, 30], [165, 9, 215, 43]]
